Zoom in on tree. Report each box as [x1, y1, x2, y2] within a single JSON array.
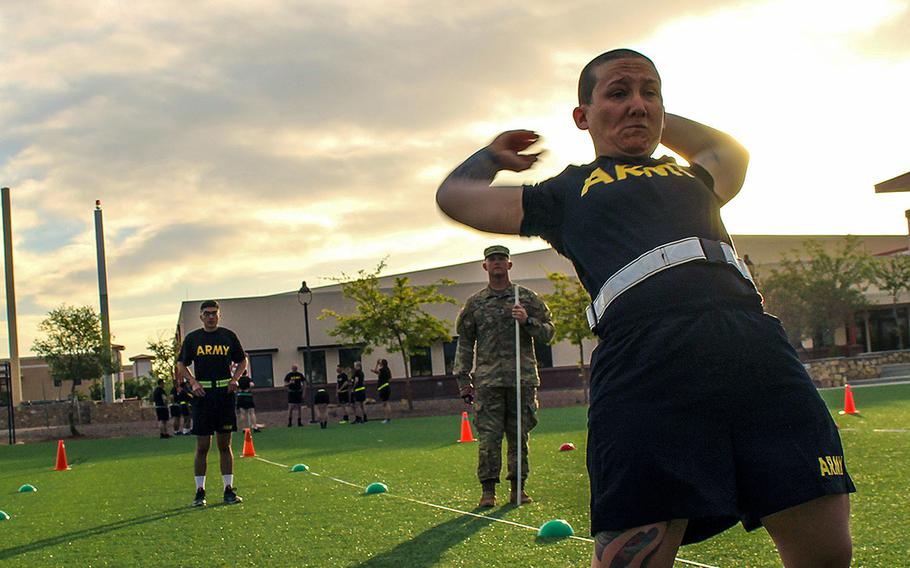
[[32, 305, 118, 436], [869, 254, 910, 350], [320, 260, 456, 410], [147, 333, 181, 381], [760, 237, 872, 353], [541, 272, 593, 402]]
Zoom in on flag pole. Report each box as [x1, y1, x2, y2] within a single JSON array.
[[514, 283, 522, 505]]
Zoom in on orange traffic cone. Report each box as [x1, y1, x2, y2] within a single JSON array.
[[241, 428, 257, 457], [457, 411, 476, 443], [54, 440, 70, 471], [839, 384, 858, 415]]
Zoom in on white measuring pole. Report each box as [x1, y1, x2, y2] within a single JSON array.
[[514, 283, 522, 506]]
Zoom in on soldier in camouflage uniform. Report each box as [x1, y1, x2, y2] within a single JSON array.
[[454, 245, 555, 507]]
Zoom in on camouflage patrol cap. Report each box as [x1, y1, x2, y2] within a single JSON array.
[[483, 245, 510, 259]]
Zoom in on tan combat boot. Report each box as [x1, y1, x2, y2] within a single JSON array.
[[478, 481, 496, 508], [510, 481, 532, 504]]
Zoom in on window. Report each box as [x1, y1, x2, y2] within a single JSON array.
[[534, 340, 553, 369], [409, 346, 433, 377], [443, 339, 458, 375], [338, 347, 363, 370], [303, 350, 327, 385], [248, 354, 274, 387]]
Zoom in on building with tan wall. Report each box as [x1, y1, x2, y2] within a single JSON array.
[[3, 349, 134, 403]]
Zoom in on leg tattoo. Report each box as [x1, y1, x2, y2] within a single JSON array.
[[593, 524, 667, 568]]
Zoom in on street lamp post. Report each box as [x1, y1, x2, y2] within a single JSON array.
[[297, 281, 316, 423]]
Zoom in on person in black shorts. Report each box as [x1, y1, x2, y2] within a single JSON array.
[[177, 378, 193, 435], [176, 300, 247, 507], [351, 361, 366, 424], [335, 365, 352, 424], [235, 370, 259, 433], [371, 359, 392, 423], [153, 379, 171, 439], [283, 365, 306, 427], [169, 379, 183, 435], [436, 49, 854, 567], [314, 385, 329, 429]]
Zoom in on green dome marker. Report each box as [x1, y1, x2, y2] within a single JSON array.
[[537, 519, 574, 538], [18, 484, 37, 493], [0, 510, 9, 521], [291, 464, 309, 472], [365, 482, 388, 495]]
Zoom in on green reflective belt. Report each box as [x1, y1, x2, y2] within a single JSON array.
[[237, 392, 252, 397], [205, 379, 232, 388], [354, 387, 366, 392], [179, 401, 188, 405], [377, 383, 390, 390], [317, 388, 326, 393]]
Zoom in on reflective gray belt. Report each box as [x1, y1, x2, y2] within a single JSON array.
[[585, 237, 755, 331]]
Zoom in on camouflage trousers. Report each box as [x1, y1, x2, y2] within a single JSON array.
[[474, 386, 539, 484]]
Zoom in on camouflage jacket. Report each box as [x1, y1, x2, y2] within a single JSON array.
[[454, 284, 555, 388]]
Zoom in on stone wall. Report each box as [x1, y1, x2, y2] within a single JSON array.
[[0, 399, 154, 430], [804, 350, 910, 387]]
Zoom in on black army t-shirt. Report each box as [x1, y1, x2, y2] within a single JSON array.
[[177, 327, 245, 381], [336, 371, 349, 391], [285, 371, 305, 392], [153, 386, 167, 408], [352, 369, 365, 390], [520, 156, 760, 327]]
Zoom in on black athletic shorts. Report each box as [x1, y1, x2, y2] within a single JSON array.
[[180, 403, 191, 417], [156, 407, 170, 422], [236, 393, 255, 409], [587, 305, 855, 545], [314, 389, 329, 405], [338, 391, 351, 404], [288, 391, 303, 405], [191, 389, 238, 436], [169, 405, 181, 418], [378, 383, 390, 402], [354, 389, 366, 402]]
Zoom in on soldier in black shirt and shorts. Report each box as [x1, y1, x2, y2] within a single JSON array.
[[436, 49, 854, 567], [314, 385, 329, 429], [235, 370, 259, 433], [351, 361, 367, 424], [169, 379, 182, 435], [177, 300, 247, 507], [153, 379, 171, 439], [335, 365, 352, 424], [177, 378, 193, 435], [284, 365, 306, 427], [371, 359, 392, 423]]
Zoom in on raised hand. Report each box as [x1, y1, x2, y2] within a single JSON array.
[[488, 130, 544, 172]]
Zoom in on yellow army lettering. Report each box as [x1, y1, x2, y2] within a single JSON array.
[[195, 345, 230, 356], [581, 163, 696, 196], [818, 455, 844, 476]]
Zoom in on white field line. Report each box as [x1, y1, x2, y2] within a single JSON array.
[[253, 456, 719, 568]]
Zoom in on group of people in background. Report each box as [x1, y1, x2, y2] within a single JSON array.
[[153, 358, 395, 438], [288, 359, 393, 427], [152, 377, 193, 438]]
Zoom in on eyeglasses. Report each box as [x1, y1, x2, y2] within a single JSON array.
[[202, 311, 219, 317]]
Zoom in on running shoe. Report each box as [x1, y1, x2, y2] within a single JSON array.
[[192, 488, 206, 507], [223, 486, 243, 505]]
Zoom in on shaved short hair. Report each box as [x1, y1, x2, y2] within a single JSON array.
[[578, 49, 659, 105]]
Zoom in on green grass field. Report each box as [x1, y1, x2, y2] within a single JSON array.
[[1, 384, 908, 567]]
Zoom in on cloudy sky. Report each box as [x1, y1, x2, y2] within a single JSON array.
[[1, 0, 909, 359]]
